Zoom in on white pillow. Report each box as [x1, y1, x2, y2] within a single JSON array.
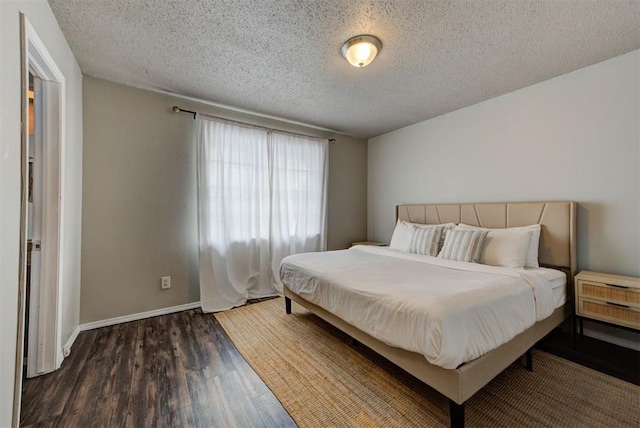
[[389, 221, 453, 255], [457, 224, 541, 268], [389, 220, 414, 251]]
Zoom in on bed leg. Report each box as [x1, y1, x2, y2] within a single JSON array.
[[449, 400, 465, 428], [526, 349, 533, 372], [579, 317, 584, 336], [285, 297, 291, 314]]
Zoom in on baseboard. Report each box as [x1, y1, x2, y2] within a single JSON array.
[[80, 301, 202, 332], [61, 325, 81, 360]]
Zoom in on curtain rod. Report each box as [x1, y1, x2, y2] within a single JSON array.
[[172, 106, 336, 144]]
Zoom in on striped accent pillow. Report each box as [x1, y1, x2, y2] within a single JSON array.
[[438, 229, 489, 263], [408, 225, 443, 256]]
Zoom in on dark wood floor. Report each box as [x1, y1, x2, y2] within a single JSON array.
[[536, 327, 640, 385], [21, 308, 639, 427], [20, 309, 296, 427]]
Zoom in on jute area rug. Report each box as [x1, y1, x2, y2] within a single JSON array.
[[215, 297, 639, 428]]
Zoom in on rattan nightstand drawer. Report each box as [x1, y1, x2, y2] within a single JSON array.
[[578, 280, 640, 308], [578, 297, 640, 329]]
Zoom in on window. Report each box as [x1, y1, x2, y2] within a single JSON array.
[[196, 117, 328, 312]]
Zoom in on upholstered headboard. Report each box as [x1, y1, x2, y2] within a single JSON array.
[[396, 201, 576, 277]]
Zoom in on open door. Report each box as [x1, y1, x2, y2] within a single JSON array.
[[15, 13, 66, 426], [25, 75, 62, 377]]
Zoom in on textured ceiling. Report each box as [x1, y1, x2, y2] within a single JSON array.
[[49, 0, 640, 139]]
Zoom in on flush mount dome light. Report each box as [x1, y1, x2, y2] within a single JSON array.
[[341, 35, 382, 68]]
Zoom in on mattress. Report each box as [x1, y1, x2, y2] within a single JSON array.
[[280, 246, 566, 369], [530, 266, 567, 310]]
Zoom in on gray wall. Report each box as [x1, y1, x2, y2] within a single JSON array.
[[0, 0, 83, 424], [368, 50, 639, 348], [81, 76, 367, 323]]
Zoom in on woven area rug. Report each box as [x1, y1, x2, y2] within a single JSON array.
[[215, 297, 640, 428]]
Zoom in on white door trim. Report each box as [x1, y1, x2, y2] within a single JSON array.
[[14, 13, 66, 427]]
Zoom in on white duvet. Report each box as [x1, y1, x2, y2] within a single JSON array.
[[280, 246, 565, 369]]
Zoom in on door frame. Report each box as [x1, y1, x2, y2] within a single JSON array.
[[14, 13, 65, 426]]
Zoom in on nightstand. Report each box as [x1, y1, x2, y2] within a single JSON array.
[[574, 271, 640, 338], [350, 241, 386, 247]]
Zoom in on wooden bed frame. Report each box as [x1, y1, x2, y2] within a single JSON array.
[[283, 201, 576, 427]]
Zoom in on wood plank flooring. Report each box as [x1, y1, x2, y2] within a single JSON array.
[[20, 308, 296, 427], [536, 327, 640, 385], [21, 306, 639, 427]]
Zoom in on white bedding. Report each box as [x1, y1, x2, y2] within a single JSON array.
[[530, 266, 567, 309], [280, 246, 566, 369]]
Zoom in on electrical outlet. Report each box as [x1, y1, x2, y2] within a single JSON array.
[[161, 276, 171, 289]]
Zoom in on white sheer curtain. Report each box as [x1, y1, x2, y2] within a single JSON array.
[[197, 116, 328, 312], [269, 133, 328, 291]]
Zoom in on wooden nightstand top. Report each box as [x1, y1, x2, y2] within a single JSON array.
[[351, 241, 386, 247], [575, 271, 640, 289]]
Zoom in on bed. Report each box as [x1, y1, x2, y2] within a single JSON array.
[[281, 201, 576, 428]]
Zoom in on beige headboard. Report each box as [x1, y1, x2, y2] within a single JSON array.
[[396, 201, 576, 277]]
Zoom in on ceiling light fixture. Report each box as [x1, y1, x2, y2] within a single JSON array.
[[341, 35, 382, 68]]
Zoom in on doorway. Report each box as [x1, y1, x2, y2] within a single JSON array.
[[14, 13, 65, 426]]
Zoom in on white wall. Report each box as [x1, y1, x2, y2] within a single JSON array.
[[368, 50, 639, 347], [0, 1, 83, 424]]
